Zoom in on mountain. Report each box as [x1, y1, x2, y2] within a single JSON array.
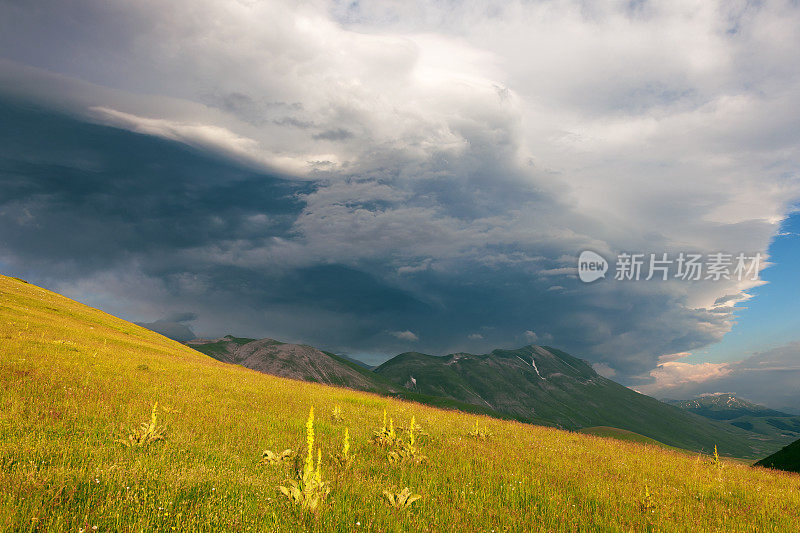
[[188, 335, 393, 394], [754, 438, 800, 473], [374, 345, 770, 457], [666, 393, 794, 420], [667, 393, 800, 450], [187, 335, 504, 418]]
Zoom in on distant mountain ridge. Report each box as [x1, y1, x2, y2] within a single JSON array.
[[666, 393, 794, 420], [666, 393, 800, 450], [188, 336, 777, 458], [188, 335, 508, 418]]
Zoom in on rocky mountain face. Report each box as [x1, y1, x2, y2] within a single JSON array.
[[188, 336, 394, 393]]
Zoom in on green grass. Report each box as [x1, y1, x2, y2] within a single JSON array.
[[2, 274, 800, 531], [755, 438, 800, 474], [578, 427, 673, 449]]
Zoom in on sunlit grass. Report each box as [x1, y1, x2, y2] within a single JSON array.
[[1, 274, 800, 531]]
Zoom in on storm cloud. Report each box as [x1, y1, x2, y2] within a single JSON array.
[[1, 0, 799, 380]]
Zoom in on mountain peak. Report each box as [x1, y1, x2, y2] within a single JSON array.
[[189, 335, 392, 393], [375, 344, 759, 456], [667, 394, 792, 420]]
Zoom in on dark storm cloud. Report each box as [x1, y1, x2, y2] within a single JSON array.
[[137, 314, 197, 342], [1, 0, 799, 386], [0, 101, 435, 352], [166, 312, 199, 323], [0, 99, 749, 373], [0, 100, 305, 276]]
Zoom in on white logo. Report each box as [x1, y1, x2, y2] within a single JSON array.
[[578, 251, 608, 283]]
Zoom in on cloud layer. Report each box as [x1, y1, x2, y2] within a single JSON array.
[[1, 0, 799, 378], [639, 341, 800, 413]]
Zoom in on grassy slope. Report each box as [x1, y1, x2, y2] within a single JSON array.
[[719, 415, 800, 450], [1, 275, 799, 532], [754, 439, 800, 474], [578, 427, 672, 449]]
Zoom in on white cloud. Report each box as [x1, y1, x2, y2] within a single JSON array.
[[88, 106, 341, 175], [592, 362, 617, 378], [468, 333, 483, 340], [645, 361, 734, 389], [639, 341, 800, 412], [658, 352, 692, 364], [390, 330, 419, 342]]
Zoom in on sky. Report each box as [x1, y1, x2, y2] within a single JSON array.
[[0, 0, 799, 410]]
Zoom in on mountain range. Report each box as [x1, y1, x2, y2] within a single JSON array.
[[189, 337, 779, 458], [188, 335, 507, 418], [666, 393, 796, 420], [666, 393, 800, 449]]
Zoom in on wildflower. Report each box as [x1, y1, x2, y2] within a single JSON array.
[[383, 487, 422, 509], [334, 427, 354, 469], [260, 449, 294, 465], [279, 406, 330, 511], [117, 402, 166, 447]]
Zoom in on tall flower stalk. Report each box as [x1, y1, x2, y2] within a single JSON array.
[[279, 406, 329, 511]]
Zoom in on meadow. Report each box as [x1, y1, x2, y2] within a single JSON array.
[[1, 274, 799, 532]]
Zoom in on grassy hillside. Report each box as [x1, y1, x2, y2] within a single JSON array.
[[2, 274, 800, 531], [375, 347, 767, 458], [754, 438, 800, 474], [577, 427, 672, 449]]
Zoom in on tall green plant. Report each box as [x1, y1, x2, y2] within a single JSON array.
[[279, 406, 329, 511], [117, 402, 166, 448]]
